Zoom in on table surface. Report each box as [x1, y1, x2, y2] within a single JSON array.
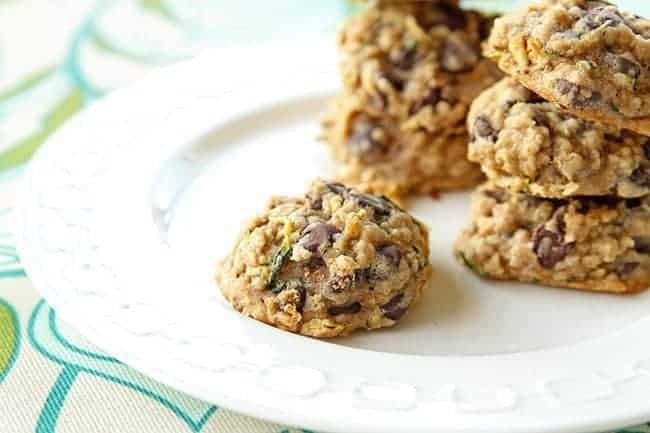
[[0, 1, 648, 433]]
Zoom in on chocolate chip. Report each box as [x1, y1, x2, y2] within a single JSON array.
[[381, 293, 406, 321], [604, 53, 641, 79], [616, 261, 639, 276], [409, 87, 441, 116], [295, 286, 307, 312], [378, 245, 401, 266], [348, 119, 387, 157], [305, 256, 326, 271], [354, 267, 371, 285], [328, 302, 362, 316], [555, 79, 602, 108], [383, 70, 405, 92], [634, 236, 650, 254], [440, 37, 478, 73], [483, 189, 507, 203], [390, 45, 417, 71], [579, 6, 623, 31], [644, 143, 650, 159], [532, 226, 574, 268], [352, 193, 394, 216], [301, 223, 340, 252], [326, 182, 349, 196], [533, 111, 549, 128], [524, 90, 546, 104], [414, 3, 467, 31], [630, 166, 650, 187], [436, 3, 467, 30], [474, 116, 496, 139]]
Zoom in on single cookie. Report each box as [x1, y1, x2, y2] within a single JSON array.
[[468, 78, 650, 198], [216, 179, 432, 338], [322, 1, 501, 198], [485, 0, 650, 135], [454, 182, 650, 293]]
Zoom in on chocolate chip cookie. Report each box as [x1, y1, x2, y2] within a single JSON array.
[[322, 1, 502, 198], [485, 0, 650, 135], [216, 179, 432, 338], [454, 182, 650, 293], [468, 78, 650, 198]]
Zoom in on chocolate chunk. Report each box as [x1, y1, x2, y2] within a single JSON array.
[[616, 262, 639, 276], [483, 189, 507, 203], [301, 223, 340, 252], [604, 54, 641, 79], [474, 116, 496, 139], [378, 245, 401, 266], [381, 293, 406, 321], [409, 87, 441, 116], [634, 236, 650, 254], [532, 226, 574, 268], [348, 119, 387, 157], [440, 37, 478, 73], [644, 143, 650, 160], [555, 79, 602, 108], [328, 302, 362, 316], [580, 6, 623, 30], [352, 193, 394, 216]]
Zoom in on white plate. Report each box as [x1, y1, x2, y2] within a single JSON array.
[[16, 41, 650, 433]]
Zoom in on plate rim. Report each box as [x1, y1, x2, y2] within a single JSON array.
[[15, 42, 650, 433]]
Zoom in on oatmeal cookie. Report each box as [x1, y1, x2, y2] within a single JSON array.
[[468, 78, 650, 198], [216, 179, 432, 338], [485, 0, 650, 135], [454, 182, 650, 293], [323, 1, 501, 198]]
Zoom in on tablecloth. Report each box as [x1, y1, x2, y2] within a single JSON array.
[[0, 1, 648, 432]]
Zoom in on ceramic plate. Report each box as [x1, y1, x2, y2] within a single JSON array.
[[16, 40, 650, 433]]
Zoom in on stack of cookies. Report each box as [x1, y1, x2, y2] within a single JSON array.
[[455, 0, 650, 294], [322, 0, 502, 200]]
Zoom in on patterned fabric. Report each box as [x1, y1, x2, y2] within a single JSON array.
[[0, 1, 648, 432]]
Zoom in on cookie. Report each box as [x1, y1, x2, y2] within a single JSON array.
[[454, 182, 650, 294], [322, 1, 502, 198], [468, 78, 650, 198], [216, 179, 432, 338], [485, 0, 650, 135]]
